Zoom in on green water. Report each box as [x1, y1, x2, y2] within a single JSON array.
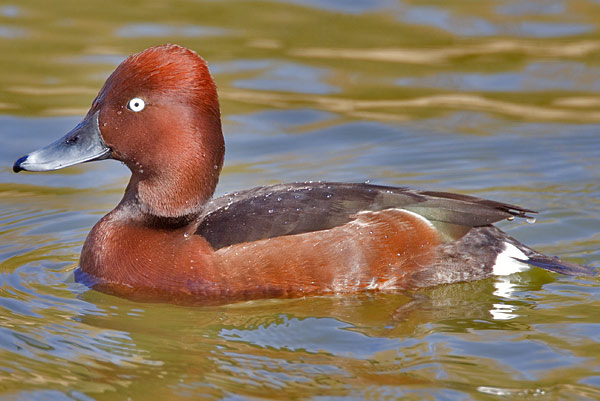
[[1, 1, 599, 400]]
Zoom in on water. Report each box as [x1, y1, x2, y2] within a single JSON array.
[[1, 1, 600, 400]]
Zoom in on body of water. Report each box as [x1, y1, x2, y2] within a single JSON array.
[[1, 1, 599, 400]]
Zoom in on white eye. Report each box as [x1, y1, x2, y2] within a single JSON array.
[[127, 97, 145, 112]]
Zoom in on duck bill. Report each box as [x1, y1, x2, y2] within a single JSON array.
[[13, 111, 111, 173]]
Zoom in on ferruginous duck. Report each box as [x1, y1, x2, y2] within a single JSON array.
[[13, 44, 595, 305]]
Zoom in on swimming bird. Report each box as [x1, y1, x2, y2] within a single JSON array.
[[13, 44, 595, 304]]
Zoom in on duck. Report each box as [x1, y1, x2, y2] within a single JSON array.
[[13, 44, 595, 305]]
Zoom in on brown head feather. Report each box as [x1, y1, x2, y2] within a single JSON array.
[[91, 44, 224, 218]]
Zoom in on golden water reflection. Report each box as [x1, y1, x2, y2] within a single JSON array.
[[1, 0, 600, 399]]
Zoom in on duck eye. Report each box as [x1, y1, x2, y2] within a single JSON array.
[[127, 97, 145, 112]]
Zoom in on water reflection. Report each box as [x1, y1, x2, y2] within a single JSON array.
[[115, 23, 228, 39], [397, 62, 600, 92], [275, 0, 391, 15], [222, 88, 600, 122], [290, 40, 600, 64], [233, 62, 340, 95], [396, 5, 593, 37], [0, 25, 26, 38], [1, 0, 600, 399]]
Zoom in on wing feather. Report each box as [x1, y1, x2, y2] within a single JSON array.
[[196, 182, 535, 249]]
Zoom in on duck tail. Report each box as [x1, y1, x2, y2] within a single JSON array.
[[515, 255, 597, 276], [463, 226, 597, 277]]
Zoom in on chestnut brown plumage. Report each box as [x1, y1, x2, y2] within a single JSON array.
[[13, 44, 595, 305]]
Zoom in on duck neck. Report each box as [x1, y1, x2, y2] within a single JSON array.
[[123, 123, 225, 221]]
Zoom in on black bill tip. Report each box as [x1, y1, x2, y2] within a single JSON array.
[[11, 111, 110, 173], [13, 155, 27, 173]]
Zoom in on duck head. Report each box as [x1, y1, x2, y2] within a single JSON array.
[[14, 44, 224, 218]]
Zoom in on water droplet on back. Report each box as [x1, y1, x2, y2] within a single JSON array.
[[527, 217, 536, 224], [507, 216, 515, 221]]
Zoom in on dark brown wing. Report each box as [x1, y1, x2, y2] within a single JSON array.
[[196, 182, 535, 250]]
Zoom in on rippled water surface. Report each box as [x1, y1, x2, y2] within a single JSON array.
[[1, 1, 600, 400]]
